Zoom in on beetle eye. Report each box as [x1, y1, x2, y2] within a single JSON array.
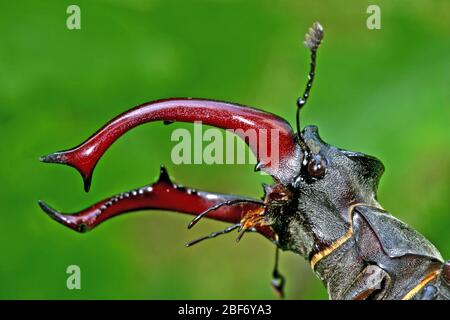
[[306, 154, 327, 179]]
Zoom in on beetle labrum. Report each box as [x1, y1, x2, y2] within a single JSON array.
[[39, 22, 450, 300]]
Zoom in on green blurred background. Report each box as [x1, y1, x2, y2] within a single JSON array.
[[0, 0, 448, 299]]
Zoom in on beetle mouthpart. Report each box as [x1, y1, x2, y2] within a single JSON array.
[[185, 223, 241, 247], [38, 166, 276, 241], [38, 200, 90, 233], [40, 148, 96, 193], [236, 207, 267, 242], [39, 99, 302, 194], [188, 199, 264, 229]]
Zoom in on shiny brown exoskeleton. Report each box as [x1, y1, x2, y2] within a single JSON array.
[[39, 22, 450, 300]]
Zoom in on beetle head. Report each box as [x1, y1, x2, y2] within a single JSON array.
[[260, 22, 385, 257], [264, 125, 385, 258]]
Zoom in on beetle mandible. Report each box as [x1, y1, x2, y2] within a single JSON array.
[[39, 22, 450, 300]]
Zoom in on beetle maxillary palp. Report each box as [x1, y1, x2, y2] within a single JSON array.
[[187, 199, 264, 229], [185, 206, 268, 246], [185, 223, 241, 247], [236, 207, 267, 242]]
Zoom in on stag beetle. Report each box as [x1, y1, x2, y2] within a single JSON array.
[[39, 22, 450, 300]]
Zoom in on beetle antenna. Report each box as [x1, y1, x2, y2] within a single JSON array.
[[296, 22, 324, 147]]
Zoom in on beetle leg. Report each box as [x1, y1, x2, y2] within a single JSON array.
[[38, 165, 275, 241], [339, 265, 391, 300], [40, 98, 302, 192], [271, 246, 285, 299]]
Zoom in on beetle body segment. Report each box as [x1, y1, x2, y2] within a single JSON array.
[[264, 126, 448, 299]]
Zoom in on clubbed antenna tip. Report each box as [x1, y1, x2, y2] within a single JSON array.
[[304, 22, 324, 51]]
